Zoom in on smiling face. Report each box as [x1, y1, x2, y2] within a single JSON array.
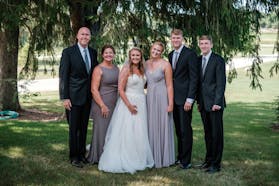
[[102, 47, 115, 62], [130, 49, 142, 66], [199, 39, 213, 56], [76, 27, 91, 48], [171, 33, 183, 50], [150, 43, 163, 59]]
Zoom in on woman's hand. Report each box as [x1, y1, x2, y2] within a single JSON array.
[[167, 104, 173, 113], [101, 104, 110, 118], [128, 104, 138, 115]]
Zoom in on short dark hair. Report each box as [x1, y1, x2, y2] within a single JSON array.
[[199, 35, 213, 43], [101, 44, 115, 55]]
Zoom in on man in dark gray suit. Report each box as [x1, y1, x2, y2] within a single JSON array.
[[168, 29, 198, 169], [59, 27, 98, 168], [197, 35, 226, 173]]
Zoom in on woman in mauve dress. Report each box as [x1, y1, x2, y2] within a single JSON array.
[[145, 41, 175, 168], [87, 45, 119, 164]]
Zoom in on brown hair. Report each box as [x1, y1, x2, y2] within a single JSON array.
[[128, 47, 145, 75], [101, 44, 115, 55], [199, 35, 213, 43], [171, 29, 183, 36]]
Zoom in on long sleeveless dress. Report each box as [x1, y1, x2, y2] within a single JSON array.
[[87, 65, 119, 164], [145, 67, 175, 168], [98, 74, 154, 173]]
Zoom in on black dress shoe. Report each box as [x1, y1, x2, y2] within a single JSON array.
[[175, 160, 181, 165], [196, 162, 210, 169], [71, 160, 83, 168], [205, 166, 220, 174], [180, 163, 192, 170], [80, 157, 89, 164]]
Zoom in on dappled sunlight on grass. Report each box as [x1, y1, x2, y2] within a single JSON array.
[[32, 154, 52, 165], [148, 175, 177, 185], [3, 147, 25, 158], [244, 159, 273, 167], [127, 175, 180, 186], [10, 126, 43, 133], [50, 144, 67, 151], [86, 166, 103, 176]]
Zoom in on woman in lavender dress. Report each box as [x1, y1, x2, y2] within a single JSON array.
[[145, 41, 175, 168]]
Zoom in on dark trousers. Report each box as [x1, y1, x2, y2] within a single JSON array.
[[200, 109, 224, 168], [173, 103, 193, 165], [67, 101, 91, 162]]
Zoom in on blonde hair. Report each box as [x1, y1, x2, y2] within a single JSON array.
[[171, 29, 183, 36], [152, 41, 165, 53]]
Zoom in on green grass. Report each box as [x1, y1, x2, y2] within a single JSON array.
[[20, 91, 63, 113], [1, 62, 279, 185], [226, 61, 279, 103], [260, 32, 277, 44], [259, 31, 277, 55]]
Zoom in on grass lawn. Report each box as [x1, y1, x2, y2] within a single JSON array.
[[1, 62, 279, 185]]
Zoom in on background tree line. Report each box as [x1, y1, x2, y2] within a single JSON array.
[[260, 11, 278, 29], [0, 0, 278, 111]]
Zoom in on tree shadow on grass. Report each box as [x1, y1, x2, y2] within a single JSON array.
[[219, 102, 278, 184], [0, 101, 278, 185]]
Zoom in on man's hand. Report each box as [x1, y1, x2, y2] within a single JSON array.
[[212, 105, 221, 111], [63, 99, 72, 110], [184, 102, 192, 111], [197, 104, 201, 112]]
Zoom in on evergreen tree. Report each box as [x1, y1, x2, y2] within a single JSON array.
[[0, 0, 278, 110]]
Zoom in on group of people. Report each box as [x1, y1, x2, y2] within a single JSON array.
[[59, 27, 226, 174]]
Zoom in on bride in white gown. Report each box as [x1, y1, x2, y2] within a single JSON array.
[[98, 47, 154, 174]]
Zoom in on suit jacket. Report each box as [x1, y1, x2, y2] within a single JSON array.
[[197, 52, 226, 112], [168, 45, 199, 105], [59, 44, 98, 106]]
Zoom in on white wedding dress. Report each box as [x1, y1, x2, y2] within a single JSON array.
[[98, 74, 154, 174]]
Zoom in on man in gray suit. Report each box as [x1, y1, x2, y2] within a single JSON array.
[[197, 35, 226, 173], [59, 27, 98, 168]]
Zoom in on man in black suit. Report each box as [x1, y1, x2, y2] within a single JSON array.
[[168, 29, 198, 169], [197, 35, 226, 173], [59, 27, 98, 168]]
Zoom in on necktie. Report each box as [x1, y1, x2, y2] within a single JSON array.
[[84, 49, 90, 73], [173, 51, 179, 70], [202, 56, 207, 75]]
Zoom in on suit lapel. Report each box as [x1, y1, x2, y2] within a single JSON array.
[[173, 46, 186, 75], [169, 51, 174, 66], [75, 44, 89, 74], [198, 56, 204, 80], [203, 53, 214, 80], [88, 48, 96, 74], [88, 48, 94, 67]]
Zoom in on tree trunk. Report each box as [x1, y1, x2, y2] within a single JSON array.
[[0, 26, 20, 111], [68, 0, 85, 43], [68, 0, 100, 45]]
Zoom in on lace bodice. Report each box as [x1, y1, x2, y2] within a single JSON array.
[[125, 74, 146, 95]]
